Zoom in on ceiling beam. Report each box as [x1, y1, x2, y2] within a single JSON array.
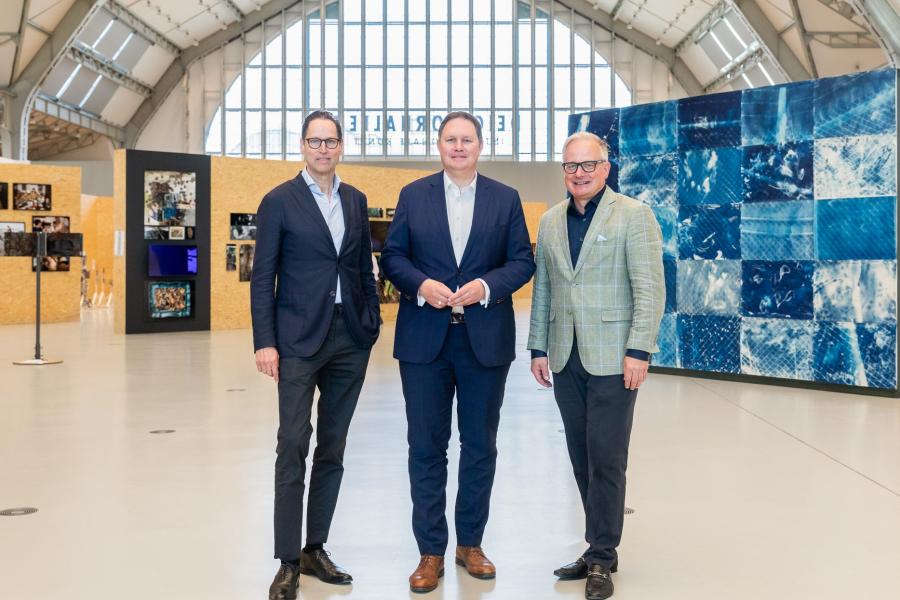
[[222, 0, 247, 21], [11, 0, 32, 85], [853, 0, 900, 65], [125, 0, 322, 147], [731, 0, 811, 81], [788, 0, 818, 77], [105, 1, 181, 56], [704, 46, 765, 91], [68, 43, 153, 97], [6, 0, 104, 160], [674, 0, 730, 54]]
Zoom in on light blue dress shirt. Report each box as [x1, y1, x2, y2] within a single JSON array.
[[302, 168, 344, 304]]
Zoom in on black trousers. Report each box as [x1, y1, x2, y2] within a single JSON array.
[[273, 308, 371, 560], [553, 341, 637, 569], [399, 324, 510, 555]]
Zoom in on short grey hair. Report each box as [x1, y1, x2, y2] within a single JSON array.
[[562, 131, 609, 159]]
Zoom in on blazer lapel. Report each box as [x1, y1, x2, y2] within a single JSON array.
[[459, 175, 489, 268], [337, 183, 352, 256], [288, 173, 338, 256], [429, 174, 457, 265], [573, 187, 616, 276], [555, 201, 575, 275]]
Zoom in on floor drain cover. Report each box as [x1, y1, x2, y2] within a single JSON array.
[[1, 507, 38, 516], [624, 507, 635, 515], [149, 429, 175, 434]]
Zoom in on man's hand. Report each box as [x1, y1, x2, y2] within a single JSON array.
[[448, 280, 486, 307], [623, 356, 649, 390], [256, 347, 280, 382], [419, 279, 454, 309], [531, 357, 552, 388]]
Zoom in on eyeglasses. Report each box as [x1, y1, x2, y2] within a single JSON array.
[[561, 160, 607, 174], [305, 137, 341, 149]]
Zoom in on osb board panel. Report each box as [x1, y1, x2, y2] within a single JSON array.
[[210, 157, 433, 330], [81, 195, 114, 301], [0, 163, 82, 325], [113, 149, 126, 333]]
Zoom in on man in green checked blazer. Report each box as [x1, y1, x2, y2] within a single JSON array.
[[527, 131, 664, 600]]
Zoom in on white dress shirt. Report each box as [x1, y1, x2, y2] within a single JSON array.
[[417, 172, 490, 311], [302, 168, 344, 304]]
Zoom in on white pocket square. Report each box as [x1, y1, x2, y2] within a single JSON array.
[[596, 234, 607, 241]]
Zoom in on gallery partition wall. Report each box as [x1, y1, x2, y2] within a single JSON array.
[[123, 150, 211, 334], [572, 68, 899, 395]]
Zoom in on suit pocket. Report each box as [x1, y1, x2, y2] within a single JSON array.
[[601, 308, 632, 321]]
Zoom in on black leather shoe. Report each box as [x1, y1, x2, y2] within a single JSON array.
[[554, 557, 618, 579], [585, 564, 614, 600], [269, 563, 300, 600], [299, 548, 353, 585]]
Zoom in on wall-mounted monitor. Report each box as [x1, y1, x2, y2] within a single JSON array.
[[148, 244, 198, 277]]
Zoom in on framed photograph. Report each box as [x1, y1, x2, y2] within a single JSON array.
[[239, 244, 255, 282], [185, 226, 195, 240], [148, 280, 193, 319], [0, 221, 26, 233], [32, 215, 70, 233], [0, 232, 34, 257], [226, 244, 236, 271], [230, 213, 257, 240], [144, 171, 197, 227], [144, 226, 169, 240], [367, 207, 384, 218], [169, 226, 186, 240], [33, 256, 70, 272], [386, 208, 396, 218], [13, 183, 52, 211], [0, 183, 8, 210]]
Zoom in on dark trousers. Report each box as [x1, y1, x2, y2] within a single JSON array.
[[553, 341, 637, 569], [273, 308, 371, 560], [399, 324, 511, 556]]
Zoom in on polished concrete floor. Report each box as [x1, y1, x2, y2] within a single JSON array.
[[2, 307, 899, 600]]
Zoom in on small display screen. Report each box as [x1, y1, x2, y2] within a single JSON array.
[[148, 244, 198, 277]]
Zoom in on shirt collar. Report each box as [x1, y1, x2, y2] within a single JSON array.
[[443, 171, 478, 195], [302, 168, 341, 196], [567, 185, 606, 215]]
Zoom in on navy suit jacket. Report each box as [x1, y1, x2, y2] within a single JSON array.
[[251, 172, 380, 358], [381, 171, 535, 367]]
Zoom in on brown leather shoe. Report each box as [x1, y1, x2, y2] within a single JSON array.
[[454, 546, 496, 579], [409, 555, 444, 593]]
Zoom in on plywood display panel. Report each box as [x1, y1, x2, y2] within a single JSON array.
[[0, 163, 81, 325], [81, 195, 114, 304]]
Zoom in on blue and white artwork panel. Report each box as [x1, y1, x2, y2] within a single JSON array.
[[654, 313, 679, 368], [742, 81, 814, 146], [619, 153, 678, 207], [677, 204, 741, 260], [678, 314, 741, 374], [814, 69, 897, 139], [678, 91, 742, 149], [740, 200, 814, 260], [812, 321, 897, 388], [620, 100, 678, 157], [678, 148, 743, 205], [676, 260, 741, 316], [814, 134, 897, 200], [741, 261, 815, 320], [742, 141, 813, 203], [740, 318, 814, 380], [652, 206, 677, 260], [816, 196, 897, 261], [813, 261, 897, 323]]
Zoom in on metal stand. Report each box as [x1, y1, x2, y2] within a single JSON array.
[[14, 232, 62, 366]]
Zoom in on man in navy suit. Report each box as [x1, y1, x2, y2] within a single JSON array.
[[381, 112, 535, 593], [251, 111, 380, 600]]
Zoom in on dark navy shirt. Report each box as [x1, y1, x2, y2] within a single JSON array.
[[531, 187, 650, 362]]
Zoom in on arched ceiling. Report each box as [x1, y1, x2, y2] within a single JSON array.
[[0, 0, 896, 159]]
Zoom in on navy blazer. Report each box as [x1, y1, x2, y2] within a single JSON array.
[[251, 172, 380, 358], [381, 171, 535, 367]]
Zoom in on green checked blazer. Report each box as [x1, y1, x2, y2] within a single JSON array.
[[527, 187, 665, 376]]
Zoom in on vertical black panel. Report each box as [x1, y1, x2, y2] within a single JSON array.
[[125, 150, 210, 334]]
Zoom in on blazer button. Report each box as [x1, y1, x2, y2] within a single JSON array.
[[329, 290, 336, 297]]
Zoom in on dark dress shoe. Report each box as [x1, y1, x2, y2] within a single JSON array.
[[299, 548, 353, 585], [269, 563, 300, 600], [554, 557, 618, 579], [585, 564, 614, 600]]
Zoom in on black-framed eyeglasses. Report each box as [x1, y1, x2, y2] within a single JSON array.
[[305, 137, 341, 149], [562, 160, 607, 174]]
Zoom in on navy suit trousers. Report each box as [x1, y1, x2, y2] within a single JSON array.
[[399, 324, 511, 555]]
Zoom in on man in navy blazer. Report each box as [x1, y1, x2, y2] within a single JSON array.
[[251, 111, 379, 600], [381, 112, 535, 593]]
